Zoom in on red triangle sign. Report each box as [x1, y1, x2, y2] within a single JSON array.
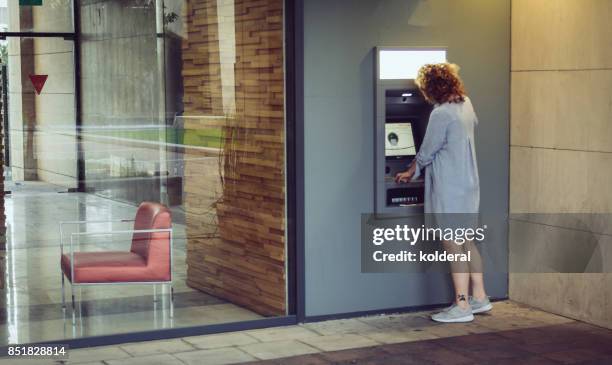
[[29, 74, 48, 95]]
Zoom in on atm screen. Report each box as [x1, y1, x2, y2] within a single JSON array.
[[385, 122, 416, 158]]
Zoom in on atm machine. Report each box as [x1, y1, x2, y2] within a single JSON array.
[[374, 47, 446, 215]]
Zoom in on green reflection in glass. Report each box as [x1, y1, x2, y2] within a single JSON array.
[[83, 128, 223, 148]]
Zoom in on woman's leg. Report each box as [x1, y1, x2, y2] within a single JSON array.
[[470, 272, 487, 300], [443, 240, 470, 309], [464, 240, 487, 300], [431, 240, 475, 322], [451, 272, 470, 308]]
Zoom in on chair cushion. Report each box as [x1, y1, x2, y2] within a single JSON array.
[[131, 202, 172, 259], [61, 252, 169, 283]]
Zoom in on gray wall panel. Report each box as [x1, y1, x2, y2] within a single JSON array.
[[304, 0, 510, 316]]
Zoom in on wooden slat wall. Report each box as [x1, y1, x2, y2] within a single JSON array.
[[182, 0, 286, 316]]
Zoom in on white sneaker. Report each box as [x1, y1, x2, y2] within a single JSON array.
[[469, 296, 493, 314], [431, 304, 474, 323]]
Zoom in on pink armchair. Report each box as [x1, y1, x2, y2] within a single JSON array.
[[60, 202, 173, 323]]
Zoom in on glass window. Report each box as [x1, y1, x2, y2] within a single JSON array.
[[7, 0, 74, 33], [0, 0, 289, 345]]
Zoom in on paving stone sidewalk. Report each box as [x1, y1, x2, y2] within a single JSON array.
[[242, 321, 612, 364], [4, 301, 608, 365]]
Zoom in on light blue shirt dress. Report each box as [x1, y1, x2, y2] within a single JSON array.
[[412, 97, 480, 215]]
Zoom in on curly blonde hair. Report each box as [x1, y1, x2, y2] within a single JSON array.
[[415, 63, 466, 104]]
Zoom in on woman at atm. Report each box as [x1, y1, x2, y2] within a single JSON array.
[[395, 63, 491, 323]]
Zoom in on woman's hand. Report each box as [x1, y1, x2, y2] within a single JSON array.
[[395, 170, 413, 183], [395, 163, 416, 183]]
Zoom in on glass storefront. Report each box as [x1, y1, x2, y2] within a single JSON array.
[[0, 0, 290, 344]]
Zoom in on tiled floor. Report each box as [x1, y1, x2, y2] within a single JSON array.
[[6, 300, 610, 365], [0, 182, 261, 345]]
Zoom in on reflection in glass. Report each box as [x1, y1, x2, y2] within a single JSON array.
[[8, 0, 73, 33], [0, 0, 287, 345]]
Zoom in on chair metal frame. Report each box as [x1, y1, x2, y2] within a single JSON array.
[[59, 219, 174, 325]]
